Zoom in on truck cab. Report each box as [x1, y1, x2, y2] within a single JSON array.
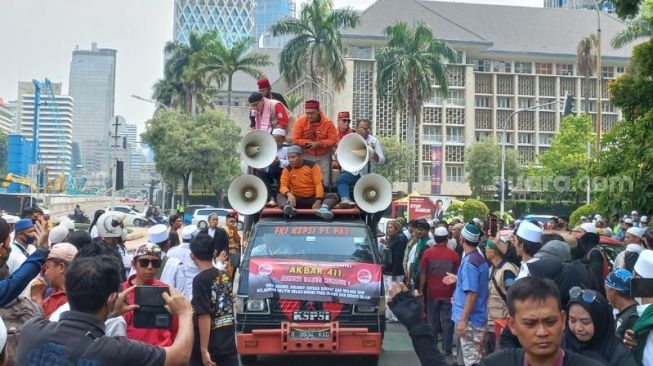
[[235, 208, 386, 365]]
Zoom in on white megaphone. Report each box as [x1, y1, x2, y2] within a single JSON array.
[[238, 130, 277, 169], [336, 133, 370, 173], [227, 175, 268, 215], [353, 173, 392, 213]]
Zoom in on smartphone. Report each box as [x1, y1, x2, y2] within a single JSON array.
[[630, 278, 653, 298], [133, 286, 172, 329]]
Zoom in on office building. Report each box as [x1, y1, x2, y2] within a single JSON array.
[[255, 0, 295, 48], [15, 81, 73, 178], [544, 0, 616, 13], [173, 0, 254, 47], [68, 42, 117, 176], [0, 98, 14, 135], [323, 0, 632, 196]]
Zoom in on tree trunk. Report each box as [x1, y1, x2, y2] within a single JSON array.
[[584, 75, 590, 114], [227, 74, 233, 120], [406, 110, 416, 193], [190, 81, 197, 117], [182, 172, 191, 206]]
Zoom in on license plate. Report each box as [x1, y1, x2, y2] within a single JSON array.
[[292, 311, 331, 321], [290, 328, 330, 340]]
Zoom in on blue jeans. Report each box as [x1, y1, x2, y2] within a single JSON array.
[[336, 171, 360, 201], [427, 299, 454, 354]]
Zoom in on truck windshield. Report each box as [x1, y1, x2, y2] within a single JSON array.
[[248, 224, 375, 263]]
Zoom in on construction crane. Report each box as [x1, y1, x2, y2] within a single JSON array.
[[1, 173, 38, 192]]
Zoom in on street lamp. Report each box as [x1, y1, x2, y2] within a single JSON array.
[[591, 0, 603, 157], [131, 94, 171, 111], [500, 99, 561, 217]]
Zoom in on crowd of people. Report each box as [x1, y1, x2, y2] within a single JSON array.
[[380, 210, 653, 366]]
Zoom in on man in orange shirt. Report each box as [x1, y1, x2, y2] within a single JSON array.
[[277, 145, 338, 220], [292, 100, 337, 186]]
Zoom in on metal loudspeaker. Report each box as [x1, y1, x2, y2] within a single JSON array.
[[353, 174, 392, 213], [239, 130, 277, 169], [227, 175, 268, 215], [336, 133, 370, 173]]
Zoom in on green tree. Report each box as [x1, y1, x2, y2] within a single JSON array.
[[157, 31, 222, 115], [577, 34, 598, 113], [141, 110, 241, 205], [465, 138, 521, 198], [376, 22, 457, 191], [374, 136, 415, 189], [569, 203, 599, 227], [202, 37, 271, 119], [530, 115, 593, 202], [612, 0, 645, 18], [611, 0, 653, 48], [271, 0, 359, 91], [284, 93, 304, 114], [462, 199, 489, 222]]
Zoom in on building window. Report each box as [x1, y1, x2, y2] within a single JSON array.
[[475, 96, 491, 108], [472, 59, 491, 72], [497, 132, 513, 144], [422, 164, 432, 182], [423, 125, 442, 142], [493, 61, 512, 73], [535, 63, 553, 75], [475, 131, 491, 142], [538, 98, 555, 110], [602, 101, 616, 113], [557, 64, 574, 76], [518, 97, 534, 109], [429, 89, 445, 105], [446, 126, 465, 143], [515, 62, 532, 74], [447, 90, 465, 106], [602, 66, 614, 78], [497, 97, 513, 109], [616, 66, 625, 75], [539, 133, 553, 146], [446, 165, 464, 182], [348, 46, 373, 59], [518, 132, 533, 145]]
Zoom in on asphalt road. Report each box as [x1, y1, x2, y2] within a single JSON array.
[[240, 323, 422, 366]]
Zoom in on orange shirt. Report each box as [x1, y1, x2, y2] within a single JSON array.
[[279, 162, 324, 199], [42, 290, 68, 319], [292, 113, 337, 157]]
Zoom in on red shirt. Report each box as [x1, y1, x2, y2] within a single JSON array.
[[420, 244, 460, 300], [42, 290, 68, 319], [122, 275, 179, 347], [336, 127, 353, 143]]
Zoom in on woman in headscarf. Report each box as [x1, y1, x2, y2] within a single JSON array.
[[562, 287, 637, 366]]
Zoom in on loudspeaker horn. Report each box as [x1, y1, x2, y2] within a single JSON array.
[[227, 175, 268, 215], [336, 133, 370, 173], [239, 130, 277, 169], [353, 173, 392, 213]]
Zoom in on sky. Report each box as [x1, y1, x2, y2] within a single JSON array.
[[0, 0, 542, 137]]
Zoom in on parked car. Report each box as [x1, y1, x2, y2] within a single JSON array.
[[106, 205, 149, 227], [191, 207, 243, 230], [182, 204, 212, 225]]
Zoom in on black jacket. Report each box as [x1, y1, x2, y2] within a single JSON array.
[[481, 348, 604, 366], [200, 227, 229, 254], [384, 233, 408, 276]]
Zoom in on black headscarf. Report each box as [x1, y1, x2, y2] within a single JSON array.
[[562, 291, 637, 366]]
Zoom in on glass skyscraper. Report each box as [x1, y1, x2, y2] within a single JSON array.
[[68, 42, 117, 175], [255, 0, 295, 48], [173, 0, 255, 47], [544, 0, 616, 13]]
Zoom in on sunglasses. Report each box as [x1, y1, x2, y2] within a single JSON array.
[[138, 258, 162, 269], [569, 286, 597, 304]]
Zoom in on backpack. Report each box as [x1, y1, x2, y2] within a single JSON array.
[[0, 296, 44, 366]]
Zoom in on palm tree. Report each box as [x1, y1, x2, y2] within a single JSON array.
[[201, 37, 271, 119], [161, 31, 222, 115], [376, 22, 457, 191], [611, 0, 653, 48], [270, 0, 359, 93], [577, 34, 598, 113], [284, 93, 304, 114]]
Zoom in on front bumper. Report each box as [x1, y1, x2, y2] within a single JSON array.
[[237, 321, 383, 356]]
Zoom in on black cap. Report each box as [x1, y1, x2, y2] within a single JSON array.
[[248, 92, 263, 104]]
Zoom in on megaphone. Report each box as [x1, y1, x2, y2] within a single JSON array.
[[353, 173, 392, 213], [336, 133, 370, 173], [239, 130, 277, 169], [227, 175, 268, 215]]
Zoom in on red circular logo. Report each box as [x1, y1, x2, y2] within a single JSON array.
[[357, 269, 373, 284], [258, 263, 273, 276]]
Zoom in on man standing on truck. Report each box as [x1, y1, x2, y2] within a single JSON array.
[[276, 145, 338, 220], [292, 100, 337, 185]]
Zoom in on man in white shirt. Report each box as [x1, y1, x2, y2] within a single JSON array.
[[167, 225, 200, 300], [335, 119, 385, 209], [7, 219, 37, 274], [514, 221, 543, 280]]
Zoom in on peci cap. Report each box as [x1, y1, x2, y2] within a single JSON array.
[[634, 250, 653, 278], [462, 224, 480, 243], [580, 222, 597, 234], [1, 215, 19, 224], [148, 224, 169, 244], [181, 224, 198, 241], [337, 111, 351, 121], [14, 219, 33, 233], [433, 227, 448, 237], [605, 268, 633, 293], [304, 100, 320, 110], [517, 221, 543, 244], [257, 78, 271, 89], [248, 92, 263, 104], [49, 225, 69, 245], [271, 128, 286, 136], [286, 145, 302, 155]]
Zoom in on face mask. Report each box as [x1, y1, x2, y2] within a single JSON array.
[[24, 235, 35, 245]]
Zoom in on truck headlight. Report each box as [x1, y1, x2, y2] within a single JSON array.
[[354, 304, 379, 313], [246, 299, 267, 312]]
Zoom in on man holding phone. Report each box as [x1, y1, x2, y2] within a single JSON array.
[[123, 243, 179, 347], [16, 255, 194, 366]]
